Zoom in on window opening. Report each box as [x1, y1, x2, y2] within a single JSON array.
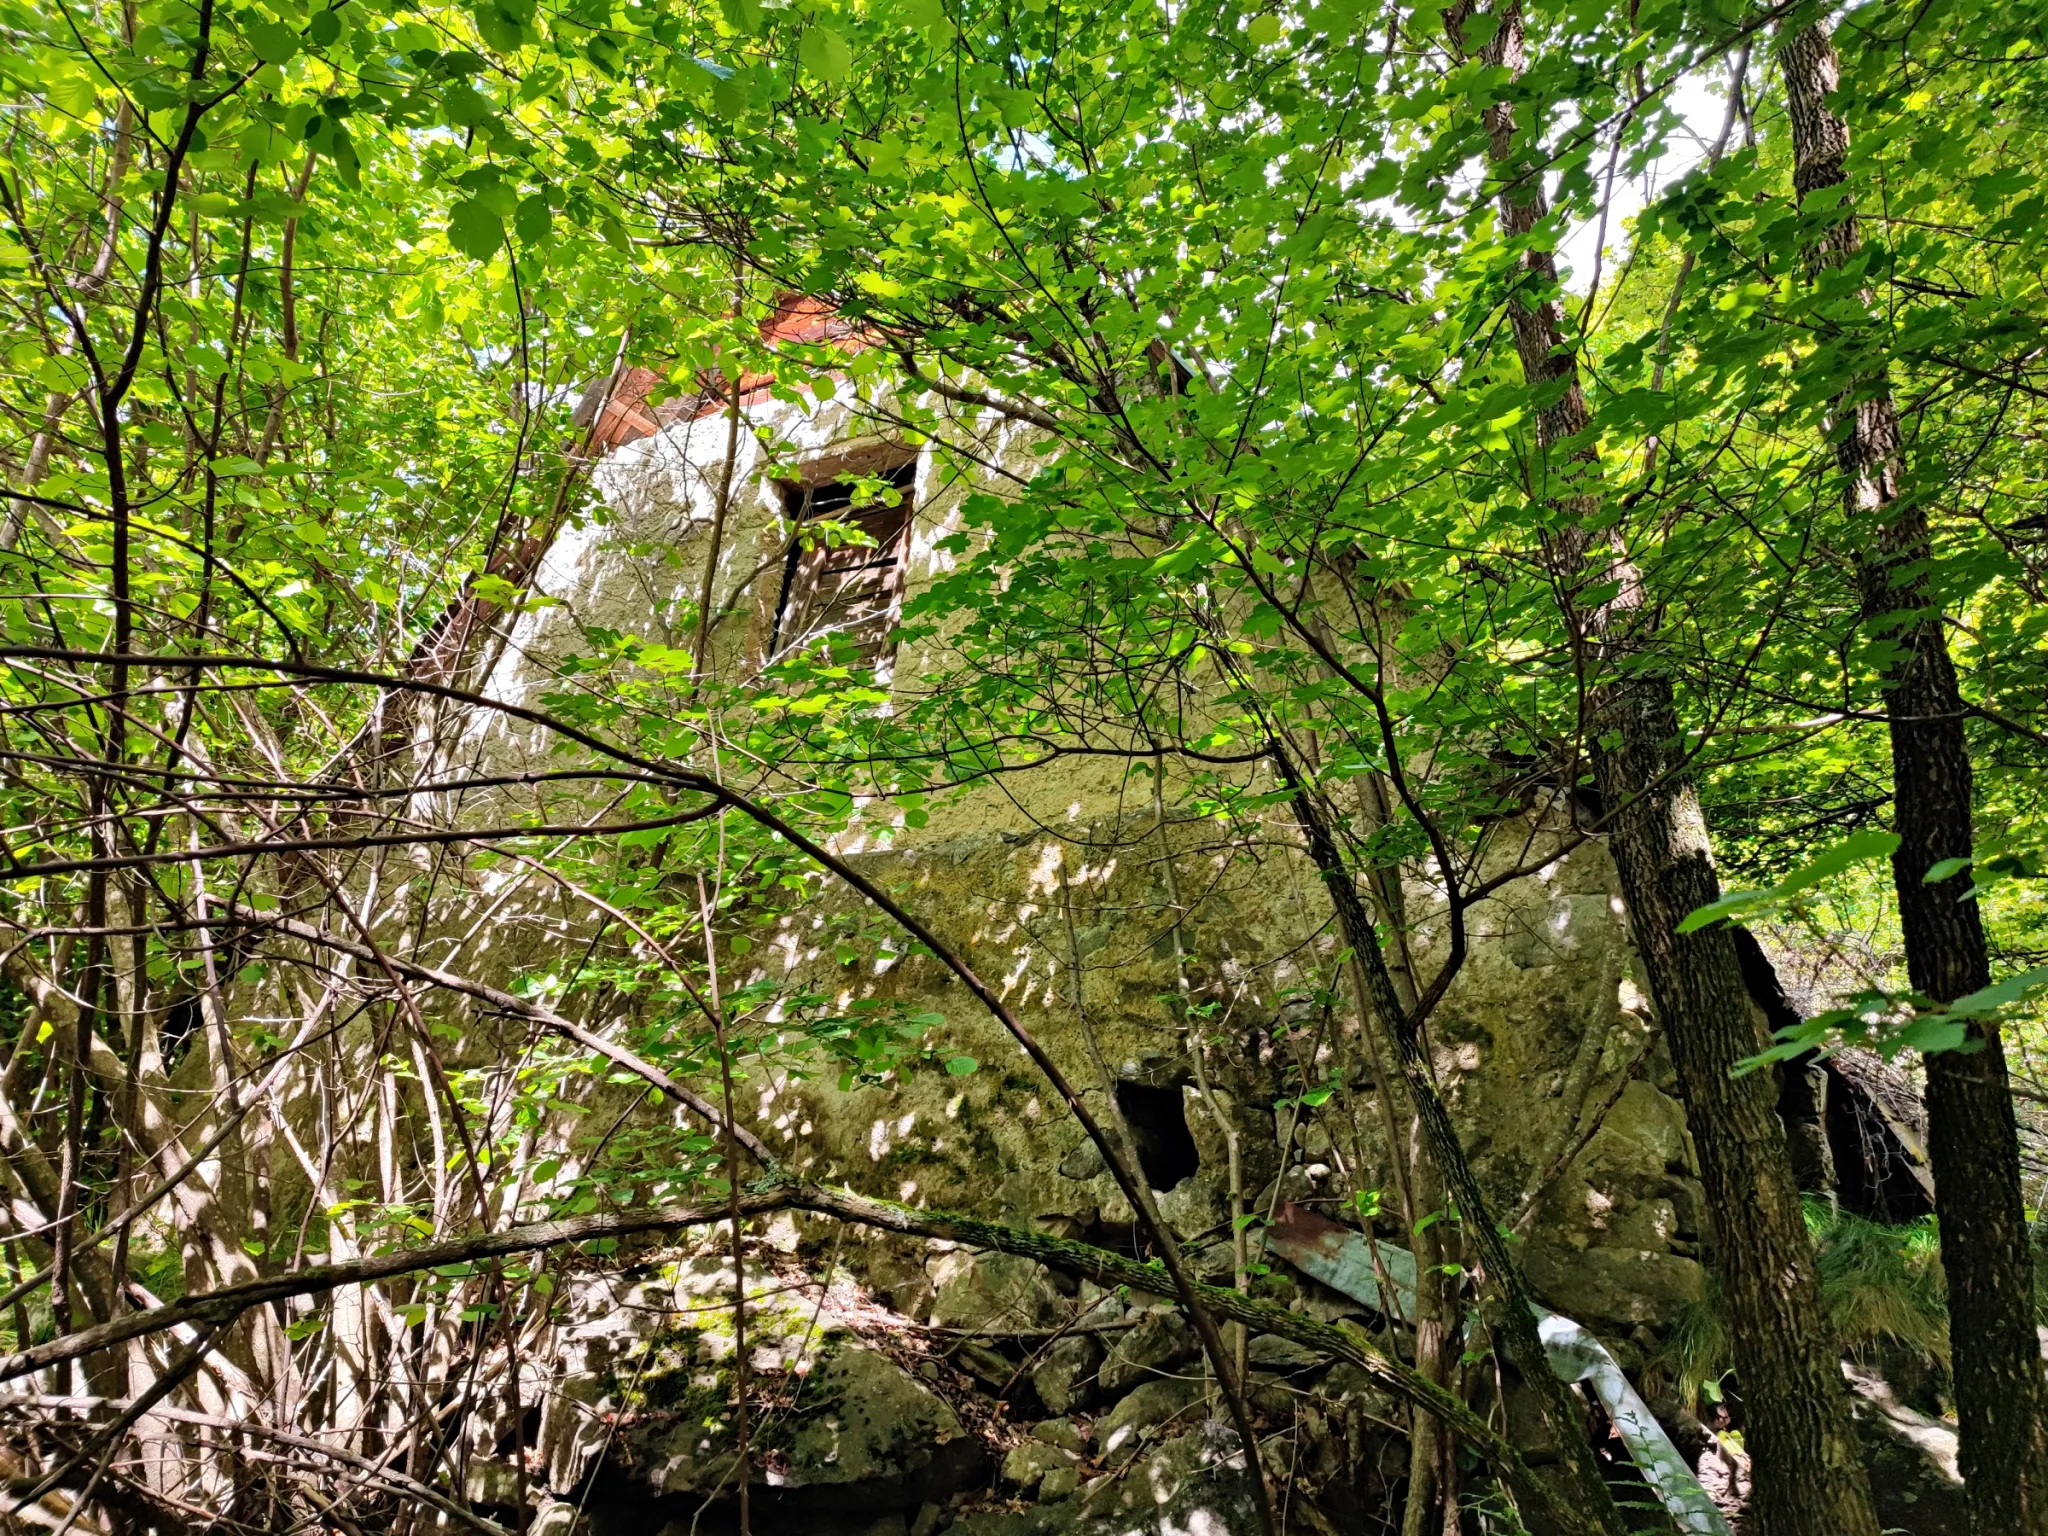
[[1114, 1079, 1200, 1191], [769, 459, 918, 668]]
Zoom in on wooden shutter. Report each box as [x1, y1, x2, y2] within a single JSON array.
[[770, 461, 916, 665]]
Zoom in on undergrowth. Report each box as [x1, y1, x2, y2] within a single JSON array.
[[1651, 1201, 1994, 1414]]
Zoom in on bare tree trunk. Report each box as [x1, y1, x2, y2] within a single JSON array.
[[1778, 23, 2048, 1534], [1444, 7, 1883, 1534]]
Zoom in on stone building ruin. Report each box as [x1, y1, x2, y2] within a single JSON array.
[[447, 311, 1943, 1535]]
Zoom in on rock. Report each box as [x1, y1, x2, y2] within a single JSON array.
[[1247, 1379, 1294, 1419], [909, 1504, 943, 1536], [953, 1339, 1017, 1388], [1847, 1365, 1966, 1535], [1001, 1439, 1080, 1493], [530, 1502, 588, 1536], [1076, 1281, 1130, 1325], [1186, 1085, 1277, 1192], [1600, 1080, 1692, 1171], [1498, 1373, 1569, 1465], [462, 1458, 520, 1506], [1098, 1308, 1196, 1396], [1038, 1464, 1080, 1501], [1031, 1332, 1102, 1415], [1031, 1417, 1087, 1454], [786, 1347, 969, 1487], [1246, 1334, 1322, 1371], [640, 1343, 969, 1501], [1081, 1422, 1261, 1532], [865, 1240, 941, 1319], [929, 1251, 1064, 1332], [1522, 1240, 1704, 1331], [1059, 1139, 1106, 1179], [1097, 1377, 1203, 1466], [1156, 1175, 1225, 1242], [1318, 1362, 1400, 1423], [1090, 1173, 1139, 1235]]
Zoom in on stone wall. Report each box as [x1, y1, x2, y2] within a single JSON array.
[[466, 376, 1707, 1346]]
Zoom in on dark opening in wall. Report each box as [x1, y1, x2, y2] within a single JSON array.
[[1115, 1080, 1200, 1192]]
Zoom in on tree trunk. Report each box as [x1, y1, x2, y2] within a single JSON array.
[[1592, 678, 1881, 1536], [1446, 7, 1884, 1534], [1778, 23, 2047, 1534], [1281, 765, 1630, 1536]]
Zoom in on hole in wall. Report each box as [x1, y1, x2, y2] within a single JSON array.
[[1115, 1080, 1200, 1192]]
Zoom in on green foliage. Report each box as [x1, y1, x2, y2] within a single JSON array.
[[1, 0, 2047, 1512], [1656, 1203, 1974, 1413]]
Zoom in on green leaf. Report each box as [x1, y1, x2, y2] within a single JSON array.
[[44, 72, 97, 116], [944, 1055, 978, 1075], [1677, 831, 1900, 932], [243, 17, 301, 65], [515, 193, 553, 244], [711, 73, 749, 118], [1775, 831, 1901, 895], [1246, 13, 1282, 44], [37, 354, 89, 392], [474, 2, 528, 52], [447, 200, 505, 262], [1945, 965, 2048, 1020], [799, 26, 852, 83], [1923, 856, 1971, 884]]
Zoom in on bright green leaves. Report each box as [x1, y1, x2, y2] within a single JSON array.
[[447, 167, 530, 261], [1680, 832, 1902, 934], [894, 0, 947, 35], [711, 70, 750, 118], [41, 68, 99, 116]]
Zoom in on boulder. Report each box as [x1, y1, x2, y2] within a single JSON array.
[[1098, 1309, 1196, 1396], [1318, 1362, 1401, 1424], [1038, 1463, 1081, 1502], [1081, 1422, 1261, 1532], [1522, 1241, 1705, 1331], [1031, 1418, 1088, 1454], [787, 1347, 970, 1486], [1245, 1334, 1322, 1371], [1002, 1439, 1081, 1493], [1156, 1175, 1226, 1243], [929, 1251, 1065, 1332], [1031, 1332, 1103, 1415], [1097, 1377, 1203, 1466], [1059, 1140, 1106, 1180], [1846, 1366, 1966, 1535]]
